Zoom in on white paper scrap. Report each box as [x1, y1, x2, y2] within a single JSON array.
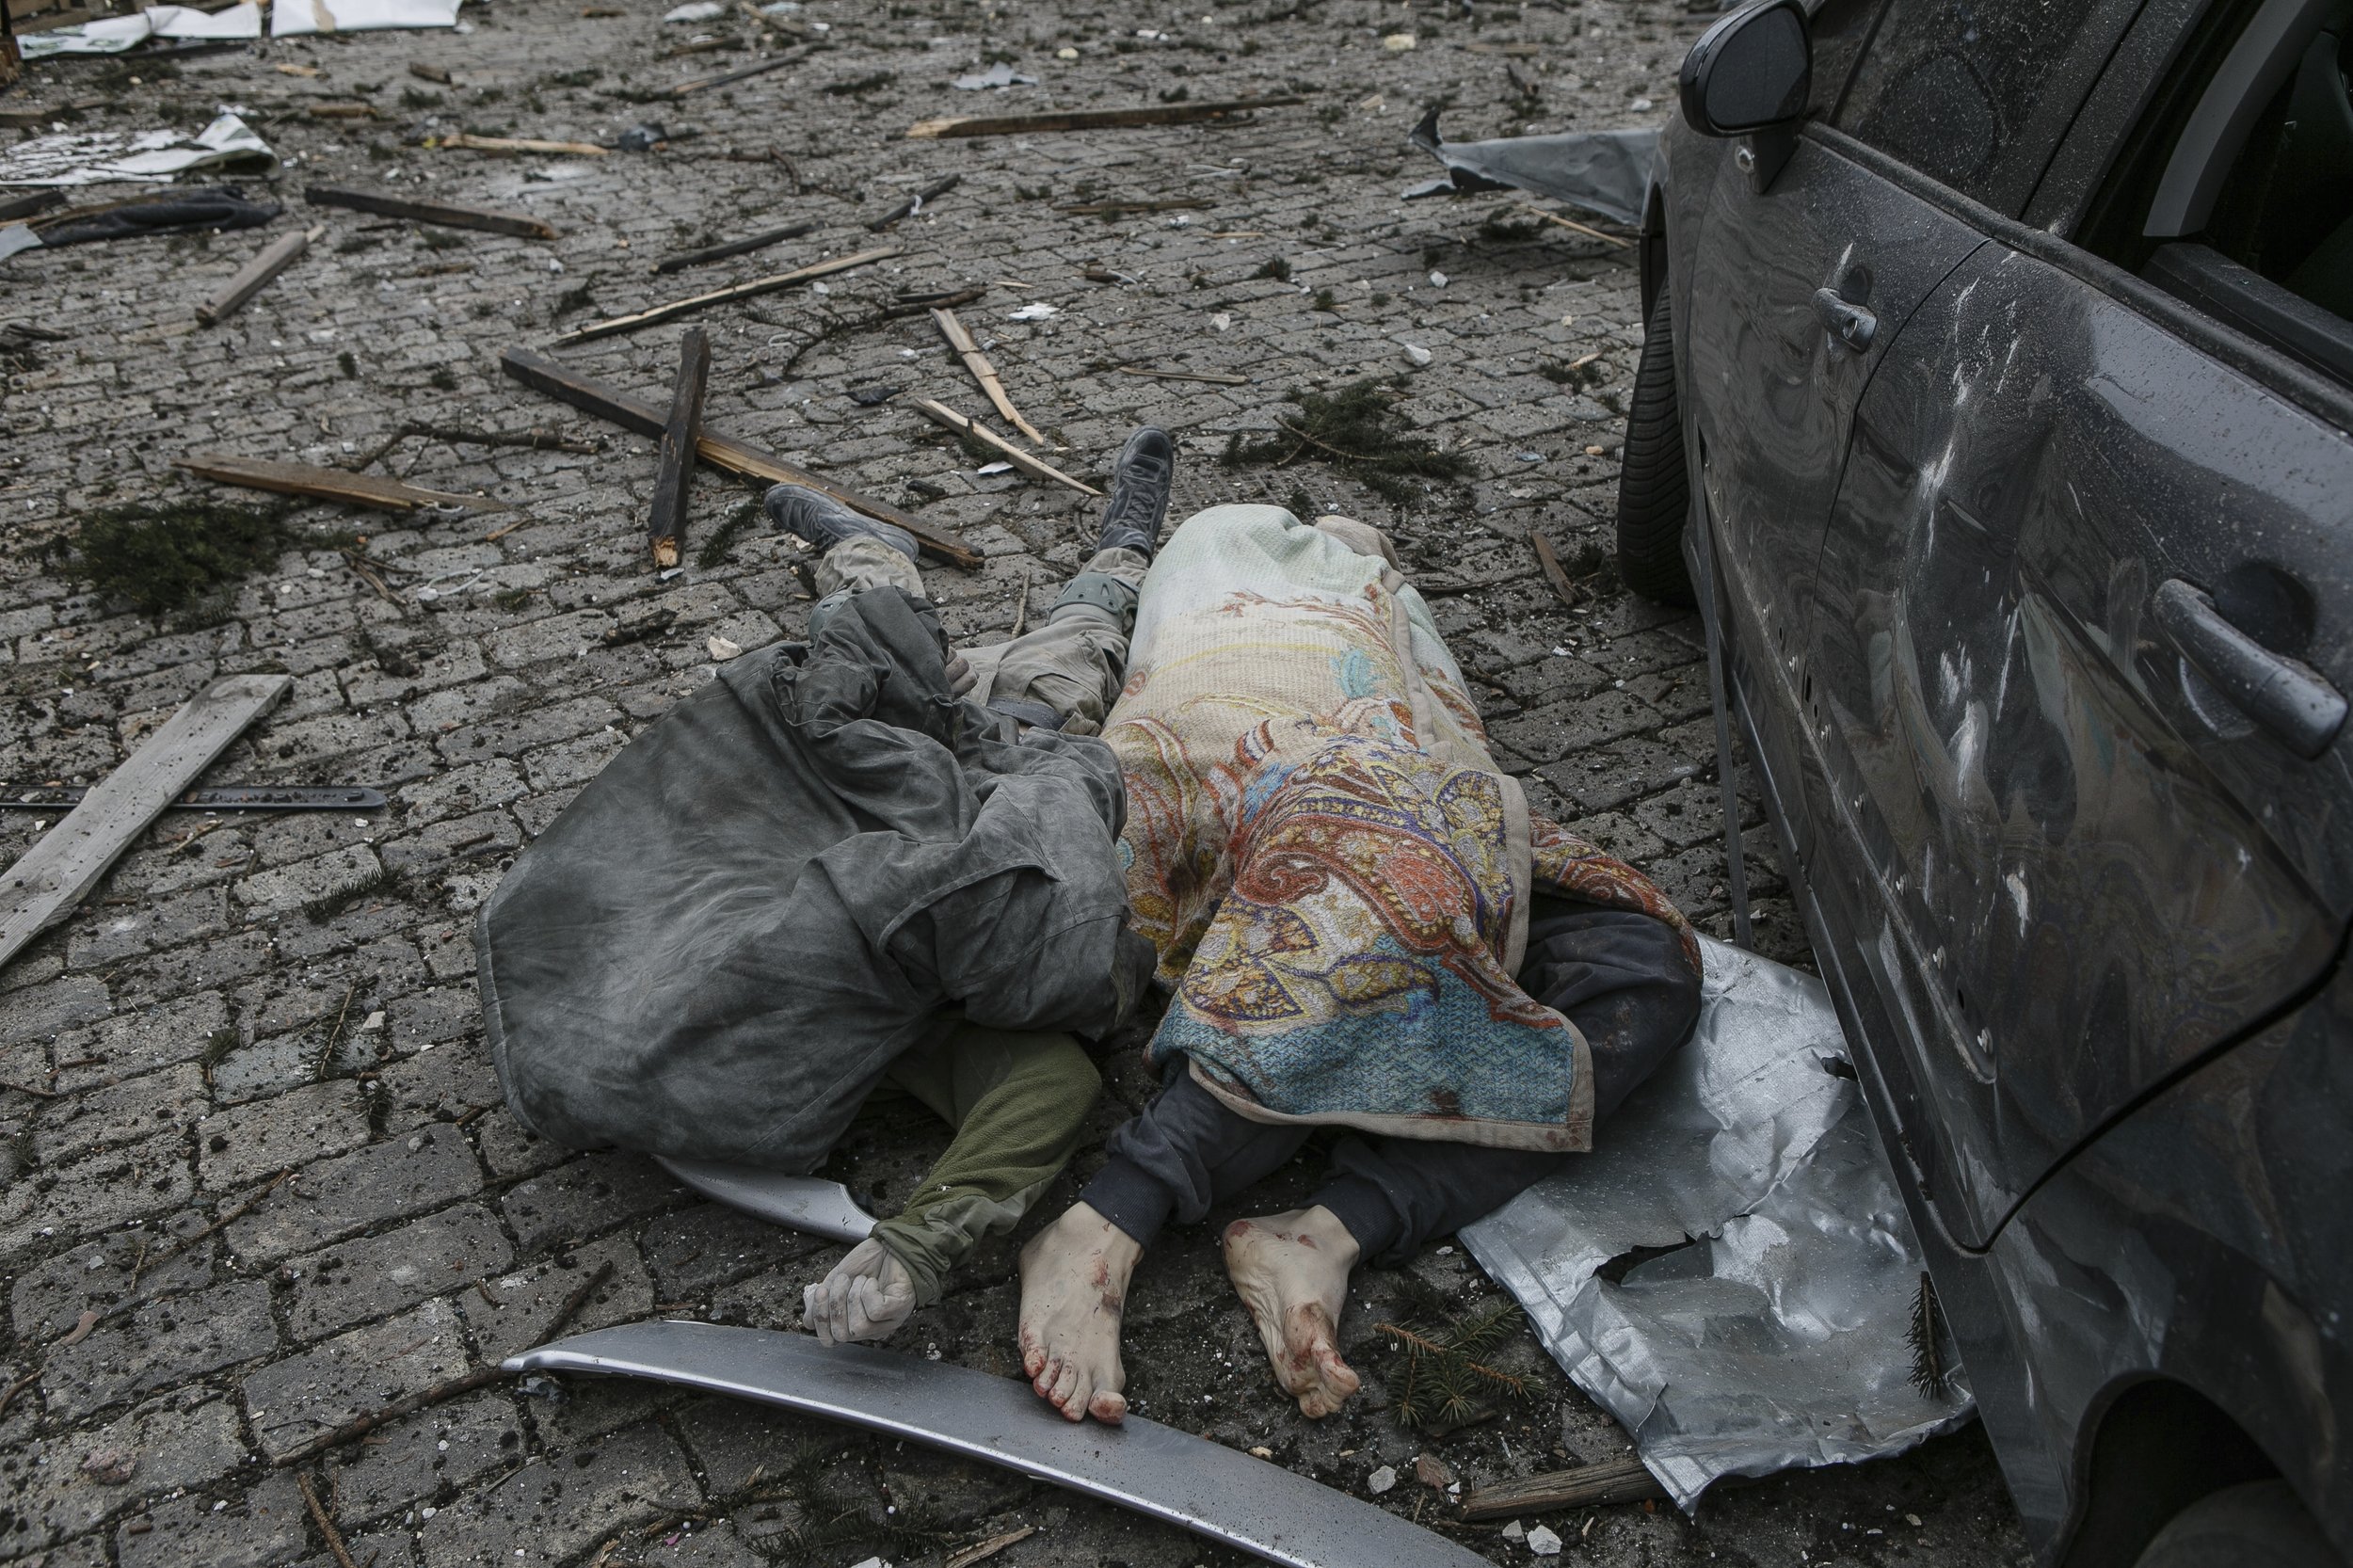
[[273, 0, 463, 37], [0, 111, 279, 188]]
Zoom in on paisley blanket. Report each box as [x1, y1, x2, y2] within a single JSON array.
[[1106, 504, 1696, 1151]]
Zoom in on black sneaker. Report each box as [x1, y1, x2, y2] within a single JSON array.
[[764, 483, 918, 562], [1096, 426, 1175, 558]]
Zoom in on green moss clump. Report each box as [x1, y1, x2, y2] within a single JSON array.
[[47, 501, 291, 619]]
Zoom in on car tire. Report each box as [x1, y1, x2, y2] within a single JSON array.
[[1614, 288, 1696, 606], [2136, 1480, 2342, 1568]]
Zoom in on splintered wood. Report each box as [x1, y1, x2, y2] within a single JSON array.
[[648, 328, 711, 570], [174, 454, 510, 513], [555, 246, 901, 345], [197, 225, 324, 326], [906, 97, 1305, 138], [911, 398, 1098, 497], [304, 185, 558, 240], [931, 307, 1048, 445]]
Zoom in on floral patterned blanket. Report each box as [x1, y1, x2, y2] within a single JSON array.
[[1105, 504, 1695, 1151]]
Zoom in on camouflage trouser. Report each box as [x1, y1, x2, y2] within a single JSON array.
[[814, 539, 1153, 737]]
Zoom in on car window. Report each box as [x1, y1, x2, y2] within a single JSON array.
[[2076, 0, 2353, 387], [1833, 0, 2142, 211], [1806, 0, 1890, 119]]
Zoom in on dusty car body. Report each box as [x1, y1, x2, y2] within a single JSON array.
[[1624, 0, 2353, 1563]]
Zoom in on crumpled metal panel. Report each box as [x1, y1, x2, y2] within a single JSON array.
[[654, 1158, 878, 1242], [1405, 108, 1658, 228], [1462, 936, 1974, 1511], [505, 1321, 1491, 1568]]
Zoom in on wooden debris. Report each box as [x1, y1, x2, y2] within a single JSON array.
[[408, 61, 452, 84], [1529, 529, 1577, 607], [1055, 197, 1209, 216], [669, 48, 807, 95], [649, 328, 710, 570], [1514, 203, 1635, 248], [502, 347, 982, 568], [945, 1526, 1037, 1568], [907, 97, 1305, 139], [553, 245, 900, 345], [307, 102, 381, 120], [0, 676, 290, 974], [197, 224, 323, 327], [651, 219, 814, 274], [1458, 1456, 1667, 1521], [305, 185, 557, 240], [932, 306, 1047, 445], [0, 189, 66, 224], [868, 172, 959, 232], [911, 398, 1098, 497], [174, 454, 510, 514], [298, 1474, 360, 1568], [1116, 363, 1247, 386], [882, 284, 984, 317], [0, 1369, 39, 1420], [431, 132, 608, 156]]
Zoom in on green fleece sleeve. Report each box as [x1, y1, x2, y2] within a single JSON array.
[[870, 1024, 1101, 1306]]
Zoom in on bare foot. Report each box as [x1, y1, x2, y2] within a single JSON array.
[[1222, 1206, 1363, 1418], [1016, 1202, 1142, 1424]]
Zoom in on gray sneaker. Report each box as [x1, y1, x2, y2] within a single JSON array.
[[764, 484, 918, 562], [1096, 427, 1175, 558]]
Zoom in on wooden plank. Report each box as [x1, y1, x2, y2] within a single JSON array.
[[931, 307, 1047, 445], [0, 675, 290, 973], [173, 454, 511, 514], [648, 328, 710, 570], [303, 184, 557, 240], [431, 132, 608, 156], [867, 172, 958, 232], [552, 245, 900, 346], [1457, 1457, 1666, 1522], [910, 398, 1099, 498], [197, 224, 321, 326], [501, 346, 982, 568], [650, 220, 814, 275], [0, 191, 61, 226], [668, 46, 806, 95], [906, 97, 1305, 139]]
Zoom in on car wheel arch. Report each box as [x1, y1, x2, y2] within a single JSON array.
[[2058, 1375, 2282, 1568]]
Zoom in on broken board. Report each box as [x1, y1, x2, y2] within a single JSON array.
[[174, 454, 511, 514], [0, 674, 290, 972], [507, 1323, 1492, 1568]]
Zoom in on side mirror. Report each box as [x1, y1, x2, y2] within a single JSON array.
[[1679, 0, 1810, 188]]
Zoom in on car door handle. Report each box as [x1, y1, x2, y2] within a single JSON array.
[[1812, 287, 1878, 350], [2153, 578, 2346, 759]]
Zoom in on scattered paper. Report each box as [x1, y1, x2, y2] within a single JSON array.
[[1367, 1464, 1397, 1495], [0, 226, 40, 263], [1528, 1525, 1563, 1556], [273, 0, 464, 35], [1502, 1520, 1527, 1541], [19, 3, 261, 56], [0, 112, 278, 188], [953, 62, 1036, 90], [662, 0, 724, 18], [1428, 269, 1449, 287], [1382, 31, 1416, 50], [1210, 312, 1232, 331], [706, 635, 743, 662], [1006, 302, 1059, 321], [975, 461, 1013, 475]]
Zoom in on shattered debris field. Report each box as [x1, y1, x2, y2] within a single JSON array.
[[1, 3, 2029, 1565]]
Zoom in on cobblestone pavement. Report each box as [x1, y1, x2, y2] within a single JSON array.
[[0, 2, 2032, 1565]]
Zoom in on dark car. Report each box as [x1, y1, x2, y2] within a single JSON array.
[[1618, 1, 2353, 1564]]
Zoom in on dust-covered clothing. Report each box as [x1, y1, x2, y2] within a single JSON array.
[[477, 586, 1153, 1177]]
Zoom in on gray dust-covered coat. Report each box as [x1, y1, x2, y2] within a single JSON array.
[[476, 588, 1154, 1170]]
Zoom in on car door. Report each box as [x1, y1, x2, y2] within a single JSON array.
[[1803, 0, 2353, 1249]]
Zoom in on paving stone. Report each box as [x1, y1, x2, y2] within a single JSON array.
[[469, 1233, 652, 1366], [41, 1281, 278, 1421], [412, 1419, 699, 1568], [242, 1299, 472, 1464], [234, 845, 386, 920], [49, 993, 231, 1094], [639, 1203, 828, 1302], [0, 1126, 193, 1262], [227, 1120, 484, 1267], [198, 1080, 376, 1192], [322, 1387, 520, 1528], [0, 973, 112, 1045], [31, 1063, 210, 1165], [114, 1470, 307, 1568], [8, 1222, 214, 1343], [498, 1152, 685, 1256], [286, 1202, 514, 1343], [0, 1397, 247, 1560]]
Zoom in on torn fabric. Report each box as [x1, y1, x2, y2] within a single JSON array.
[[271, 0, 463, 36], [28, 187, 280, 247], [1461, 935, 1974, 1511], [0, 112, 277, 187], [1405, 108, 1657, 229]]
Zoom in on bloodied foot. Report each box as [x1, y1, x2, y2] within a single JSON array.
[[1222, 1206, 1364, 1418], [1016, 1201, 1142, 1423]]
